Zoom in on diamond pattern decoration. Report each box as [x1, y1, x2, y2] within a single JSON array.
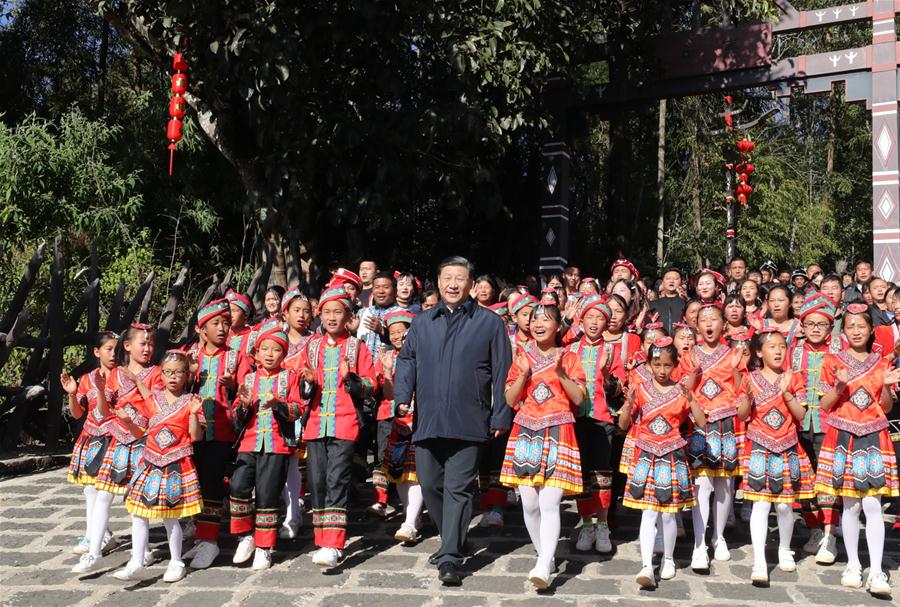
[[878, 191, 895, 219], [876, 124, 894, 166], [762, 407, 787, 431], [881, 258, 896, 283], [700, 378, 722, 400], [531, 382, 553, 405], [547, 166, 558, 194], [848, 387, 873, 412], [546, 227, 556, 246], [647, 415, 672, 436], [156, 427, 177, 449]]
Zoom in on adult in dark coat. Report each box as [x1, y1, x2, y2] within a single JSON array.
[[394, 256, 512, 586]]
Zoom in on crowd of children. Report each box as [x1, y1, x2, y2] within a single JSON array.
[[61, 257, 899, 596]]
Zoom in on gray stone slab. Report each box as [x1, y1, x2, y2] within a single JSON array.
[[0, 535, 39, 549], [319, 593, 432, 607], [88, 589, 163, 607], [795, 584, 892, 606], [450, 575, 527, 594], [552, 576, 621, 596], [354, 571, 432, 590], [1, 508, 60, 520], [256, 567, 350, 588], [167, 590, 234, 607], [236, 591, 317, 607], [0, 550, 58, 567], [1, 590, 92, 607], [499, 599, 578, 607], [704, 581, 793, 603], [351, 554, 419, 571], [179, 565, 250, 588]]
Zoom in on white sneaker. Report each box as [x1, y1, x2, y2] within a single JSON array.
[[394, 523, 420, 543], [841, 564, 863, 589], [163, 560, 186, 583], [595, 524, 613, 553], [182, 542, 200, 560], [713, 537, 730, 561], [777, 549, 796, 572], [815, 533, 838, 565], [480, 510, 504, 527], [279, 520, 300, 540], [111, 560, 146, 581], [311, 547, 342, 569], [72, 536, 90, 555], [528, 563, 551, 590], [803, 528, 824, 555], [691, 546, 709, 571], [71, 553, 103, 574], [660, 557, 676, 580], [653, 532, 664, 555], [635, 565, 656, 588], [575, 526, 596, 551], [751, 563, 769, 585], [251, 547, 272, 571], [233, 535, 256, 564], [189, 541, 219, 570], [182, 520, 196, 540], [866, 570, 892, 597], [143, 549, 157, 567], [100, 530, 118, 555], [367, 502, 387, 518]]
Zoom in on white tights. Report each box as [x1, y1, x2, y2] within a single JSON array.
[[692, 476, 731, 549], [129, 516, 183, 566], [82, 485, 97, 537], [640, 510, 677, 567], [749, 501, 793, 568], [88, 489, 115, 557], [519, 485, 564, 570], [283, 461, 303, 525], [396, 482, 425, 528], [842, 496, 884, 573]]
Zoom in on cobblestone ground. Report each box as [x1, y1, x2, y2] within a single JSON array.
[[0, 467, 897, 607]]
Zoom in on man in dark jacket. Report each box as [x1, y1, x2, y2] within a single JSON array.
[[394, 256, 512, 586]]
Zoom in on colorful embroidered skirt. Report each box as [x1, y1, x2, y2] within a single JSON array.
[[740, 440, 815, 503], [618, 426, 638, 474], [125, 457, 203, 519], [500, 422, 582, 495], [94, 437, 146, 495], [688, 415, 742, 478], [623, 446, 695, 512], [382, 423, 416, 484], [814, 426, 899, 499], [67, 433, 109, 486]]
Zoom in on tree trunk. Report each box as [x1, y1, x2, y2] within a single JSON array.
[[656, 99, 667, 267]]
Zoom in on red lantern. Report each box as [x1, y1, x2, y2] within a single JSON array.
[[745, 139, 755, 153], [173, 52, 188, 71], [744, 163, 755, 175], [166, 118, 183, 142], [169, 95, 186, 120], [738, 172, 749, 183], [171, 73, 188, 94], [737, 193, 748, 206]]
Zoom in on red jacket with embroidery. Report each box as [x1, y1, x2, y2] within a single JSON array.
[[234, 367, 303, 454], [297, 332, 377, 442], [105, 366, 159, 444], [75, 369, 114, 438], [192, 345, 252, 443], [142, 391, 201, 467]]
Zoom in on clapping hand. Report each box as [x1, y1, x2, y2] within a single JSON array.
[[60, 372, 78, 395], [515, 353, 531, 375], [237, 384, 252, 408]]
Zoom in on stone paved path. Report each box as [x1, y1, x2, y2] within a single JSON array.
[[0, 468, 897, 607]]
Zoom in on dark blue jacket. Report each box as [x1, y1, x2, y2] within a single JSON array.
[[394, 297, 512, 443]]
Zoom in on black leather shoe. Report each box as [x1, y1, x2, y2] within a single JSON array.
[[438, 562, 462, 586]]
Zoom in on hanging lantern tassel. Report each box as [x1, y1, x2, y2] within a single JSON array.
[[166, 50, 189, 175]]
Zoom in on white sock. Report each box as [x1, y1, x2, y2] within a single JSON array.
[[692, 476, 714, 549], [640, 510, 659, 567], [130, 516, 150, 567], [661, 512, 677, 559], [842, 497, 862, 568], [284, 461, 302, 525], [537, 486, 563, 570], [774, 502, 794, 553], [88, 490, 114, 557], [83, 485, 97, 538], [862, 496, 884, 573], [163, 519, 183, 563], [402, 483, 424, 529], [712, 476, 732, 543], [750, 500, 771, 569], [519, 485, 542, 557]]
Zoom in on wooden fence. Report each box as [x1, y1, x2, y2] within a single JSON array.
[[0, 238, 282, 451]]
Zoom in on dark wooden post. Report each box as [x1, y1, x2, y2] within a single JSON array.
[[539, 78, 571, 276], [45, 240, 65, 448], [725, 168, 736, 263]]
